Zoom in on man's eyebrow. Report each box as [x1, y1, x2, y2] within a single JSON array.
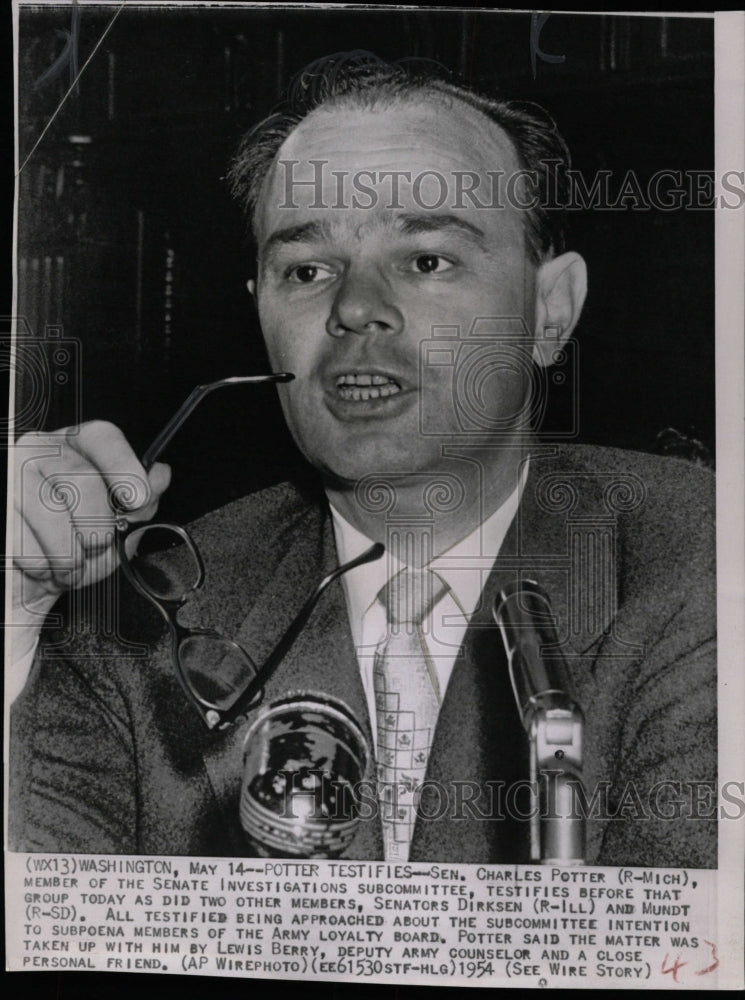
[[261, 221, 330, 260], [259, 214, 489, 261], [396, 213, 488, 248]]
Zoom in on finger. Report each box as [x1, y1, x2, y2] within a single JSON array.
[[16, 457, 118, 578], [122, 462, 172, 525], [67, 537, 122, 592], [13, 423, 149, 600], [13, 509, 89, 593], [68, 421, 152, 513], [12, 523, 67, 596], [149, 460, 172, 497], [15, 500, 124, 596], [16, 498, 122, 595]]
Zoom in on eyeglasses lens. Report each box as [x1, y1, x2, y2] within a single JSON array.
[[124, 525, 201, 602], [179, 634, 257, 710]]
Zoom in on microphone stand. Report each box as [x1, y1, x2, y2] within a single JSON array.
[[493, 580, 586, 865]]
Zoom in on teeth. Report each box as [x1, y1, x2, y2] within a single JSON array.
[[336, 373, 399, 386], [336, 373, 402, 401]]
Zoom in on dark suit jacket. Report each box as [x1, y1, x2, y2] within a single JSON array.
[[9, 444, 717, 867]]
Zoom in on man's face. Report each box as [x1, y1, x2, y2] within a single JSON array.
[[254, 98, 537, 485]]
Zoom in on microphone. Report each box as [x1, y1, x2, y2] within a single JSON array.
[[493, 580, 586, 865], [239, 694, 371, 858]]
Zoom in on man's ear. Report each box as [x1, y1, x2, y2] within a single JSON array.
[[247, 278, 256, 299], [532, 252, 587, 368]]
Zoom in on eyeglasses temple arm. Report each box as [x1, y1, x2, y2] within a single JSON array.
[[140, 373, 294, 471], [224, 542, 385, 724]]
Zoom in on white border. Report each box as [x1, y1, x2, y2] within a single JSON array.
[[714, 9, 745, 992]]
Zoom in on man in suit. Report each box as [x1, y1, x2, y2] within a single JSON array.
[[9, 54, 717, 867]]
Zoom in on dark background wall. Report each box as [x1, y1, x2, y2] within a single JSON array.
[[16, 8, 715, 523]]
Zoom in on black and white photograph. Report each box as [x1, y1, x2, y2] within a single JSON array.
[[6, 3, 744, 991]]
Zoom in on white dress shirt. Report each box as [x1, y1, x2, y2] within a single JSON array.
[[330, 462, 528, 753]]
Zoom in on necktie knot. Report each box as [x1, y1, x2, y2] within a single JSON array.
[[379, 568, 448, 628]]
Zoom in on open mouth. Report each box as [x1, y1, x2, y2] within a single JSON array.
[[336, 373, 402, 401]]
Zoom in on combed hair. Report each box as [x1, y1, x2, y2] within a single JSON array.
[[228, 50, 570, 264]]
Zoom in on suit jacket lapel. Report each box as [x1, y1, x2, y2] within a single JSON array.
[[412, 537, 537, 863], [412, 447, 622, 862]]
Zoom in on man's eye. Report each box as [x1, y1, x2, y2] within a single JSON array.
[[412, 254, 454, 274], [286, 263, 333, 283]]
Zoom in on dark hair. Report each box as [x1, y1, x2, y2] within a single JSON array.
[[228, 50, 570, 265]]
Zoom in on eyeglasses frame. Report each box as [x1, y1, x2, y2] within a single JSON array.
[[114, 374, 384, 730]]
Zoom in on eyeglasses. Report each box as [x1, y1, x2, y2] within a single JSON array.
[[116, 374, 384, 731]]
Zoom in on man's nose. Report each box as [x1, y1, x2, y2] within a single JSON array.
[[326, 269, 404, 338]]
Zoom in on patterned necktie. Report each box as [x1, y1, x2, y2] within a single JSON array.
[[373, 568, 449, 860]]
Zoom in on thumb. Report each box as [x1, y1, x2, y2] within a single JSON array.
[[148, 461, 172, 500], [124, 463, 172, 524]]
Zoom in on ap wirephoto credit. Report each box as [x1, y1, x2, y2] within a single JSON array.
[[6, 4, 744, 992]]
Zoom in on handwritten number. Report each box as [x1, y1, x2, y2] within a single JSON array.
[[694, 940, 719, 977], [661, 952, 688, 983]]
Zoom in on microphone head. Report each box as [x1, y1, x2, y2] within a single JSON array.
[[493, 579, 572, 722]]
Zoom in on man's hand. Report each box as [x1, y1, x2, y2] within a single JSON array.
[[10, 421, 171, 693]]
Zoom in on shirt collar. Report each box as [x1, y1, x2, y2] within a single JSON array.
[[329, 458, 529, 639]]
